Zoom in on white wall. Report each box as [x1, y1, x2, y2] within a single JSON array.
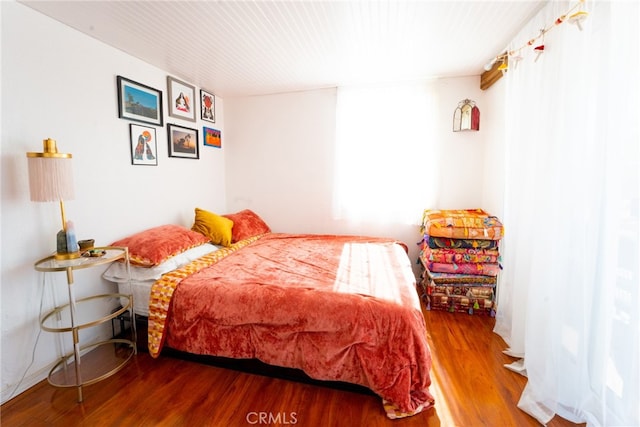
[[480, 77, 507, 220], [224, 76, 502, 274], [0, 2, 226, 402], [224, 89, 339, 233], [428, 77, 492, 209]]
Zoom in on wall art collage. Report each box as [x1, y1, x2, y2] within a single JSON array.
[[116, 74, 221, 165]]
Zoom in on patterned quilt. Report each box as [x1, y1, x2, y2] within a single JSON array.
[[421, 246, 500, 264], [423, 260, 501, 276], [421, 209, 504, 240], [422, 235, 500, 250]]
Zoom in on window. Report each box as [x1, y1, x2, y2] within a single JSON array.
[[333, 83, 437, 224]]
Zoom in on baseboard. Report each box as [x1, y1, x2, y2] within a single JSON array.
[[1, 363, 52, 405]]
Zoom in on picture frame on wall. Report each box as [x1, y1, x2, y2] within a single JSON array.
[[117, 76, 163, 126], [129, 124, 158, 166], [167, 123, 199, 159], [200, 89, 216, 123], [203, 126, 221, 148], [167, 76, 196, 122]]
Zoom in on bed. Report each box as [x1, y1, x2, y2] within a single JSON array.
[[103, 209, 435, 419]]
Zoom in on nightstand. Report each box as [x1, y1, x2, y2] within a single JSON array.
[[34, 246, 136, 402]]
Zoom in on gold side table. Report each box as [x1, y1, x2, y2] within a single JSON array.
[[34, 246, 136, 402]]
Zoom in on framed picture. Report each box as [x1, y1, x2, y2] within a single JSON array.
[[167, 76, 196, 122], [129, 124, 158, 165], [117, 76, 163, 126], [203, 127, 221, 148], [167, 123, 199, 159], [200, 89, 216, 123]]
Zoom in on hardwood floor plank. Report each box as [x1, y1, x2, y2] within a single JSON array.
[[1, 306, 584, 427]]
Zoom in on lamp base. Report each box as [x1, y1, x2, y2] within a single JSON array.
[[56, 228, 80, 260], [54, 251, 81, 261]]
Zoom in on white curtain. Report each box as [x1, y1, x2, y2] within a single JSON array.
[[494, 1, 639, 425], [333, 83, 438, 224]]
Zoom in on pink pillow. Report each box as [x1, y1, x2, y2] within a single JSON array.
[[110, 224, 210, 267], [222, 209, 271, 243]]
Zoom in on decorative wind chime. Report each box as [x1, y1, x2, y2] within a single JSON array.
[[483, 0, 590, 74]]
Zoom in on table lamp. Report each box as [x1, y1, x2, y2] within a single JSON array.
[[27, 138, 80, 260]]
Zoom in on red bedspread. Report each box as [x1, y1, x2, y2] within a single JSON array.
[[153, 233, 434, 417]]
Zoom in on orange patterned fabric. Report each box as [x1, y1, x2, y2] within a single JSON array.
[[421, 209, 504, 240], [147, 234, 263, 357]]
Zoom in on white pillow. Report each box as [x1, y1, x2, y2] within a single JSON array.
[[103, 243, 220, 283]]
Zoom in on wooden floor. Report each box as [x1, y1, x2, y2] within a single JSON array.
[[1, 307, 584, 427]]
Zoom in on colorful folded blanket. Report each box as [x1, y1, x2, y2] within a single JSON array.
[[425, 261, 501, 276], [421, 246, 499, 264], [427, 292, 495, 314], [421, 209, 504, 240], [422, 235, 499, 250], [427, 284, 494, 299], [424, 269, 498, 285]]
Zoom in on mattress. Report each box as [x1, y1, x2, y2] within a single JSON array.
[[117, 279, 154, 317]]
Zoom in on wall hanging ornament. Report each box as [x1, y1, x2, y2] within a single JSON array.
[[510, 53, 524, 69], [453, 99, 480, 132], [568, 10, 589, 31], [533, 28, 546, 62], [482, 0, 590, 77], [534, 44, 545, 62]]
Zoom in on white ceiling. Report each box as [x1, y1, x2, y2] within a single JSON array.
[[20, 0, 546, 97]]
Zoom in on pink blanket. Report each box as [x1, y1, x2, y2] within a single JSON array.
[[154, 233, 434, 417], [422, 246, 500, 264], [424, 260, 501, 276]]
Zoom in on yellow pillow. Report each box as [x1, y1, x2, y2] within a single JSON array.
[[191, 208, 234, 247]]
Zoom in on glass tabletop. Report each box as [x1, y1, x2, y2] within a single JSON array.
[[34, 247, 127, 272]]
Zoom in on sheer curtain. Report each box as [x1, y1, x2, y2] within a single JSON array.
[[494, 1, 639, 426], [333, 83, 438, 224]]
